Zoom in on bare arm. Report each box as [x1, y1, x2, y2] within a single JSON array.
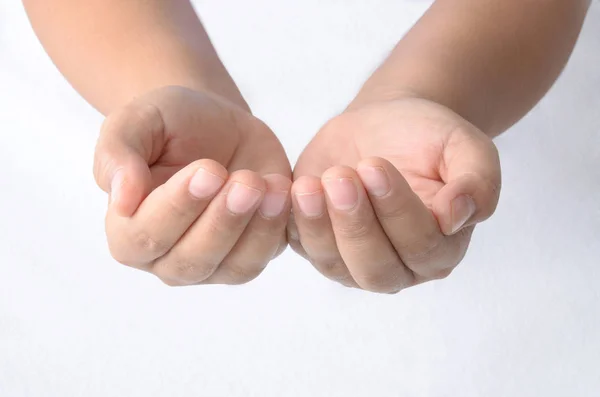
[[23, 0, 247, 114], [353, 0, 591, 137]]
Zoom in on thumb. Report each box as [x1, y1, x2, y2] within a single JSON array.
[[433, 128, 502, 235], [93, 103, 165, 217]]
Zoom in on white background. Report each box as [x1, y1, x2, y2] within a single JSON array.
[[1, 1, 599, 396]]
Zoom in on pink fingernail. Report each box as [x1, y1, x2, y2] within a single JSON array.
[[358, 166, 390, 197], [226, 183, 262, 214], [110, 170, 124, 205], [450, 195, 476, 234], [295, 191, 325, 218], [259, 191, 287, 218], [188, 168, 225, 199], [323, 178, 358, 211]]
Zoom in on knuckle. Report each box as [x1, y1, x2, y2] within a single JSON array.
[[130, 230, 170, 258], [355, 271, 402, 294], [106, 234, 141, 267], [220, 262, 265, 285], [169, 260, 198, 280], [398, 232, 445, 266], [335, 216, 376, 241], [353, 259, 413, 294], [101, 102, 162, 136], [386, 288, 404, 295], [155, 257, 217, 284], [164, 193, 193, 220], [431, 268, 453, 280], [483, 177, 502, 214], [205, 213, 235, 239], [298, 224, 329, 242], [158, 276, 185, 287], [245, 220, 284, 240], [376, 197, 413, 222], [314, 259, 349, 282], [107, 244, 134, 267]]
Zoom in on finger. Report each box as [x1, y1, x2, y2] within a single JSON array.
[[291, 176, 358, 287], [322, 166, 414, 293], [287, 214, 309, 260], [357, 158, 469, 280], [202, 174, 292, 285], [105, 159, 228, 268], [151, 170, 266, 286], [272, 231, 290, 260], [94, 103, 165, 216], [434, 128, 501, 235]]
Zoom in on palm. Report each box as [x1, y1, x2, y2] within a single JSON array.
[[143, 87, 290, 188], [295, 98, 480, 207]]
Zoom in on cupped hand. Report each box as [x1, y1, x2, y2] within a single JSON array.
[[290, 97, 501, 293], [93, 86, 292, 286]]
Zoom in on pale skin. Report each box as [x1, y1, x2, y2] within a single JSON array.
[[24, 0, 591, 291]]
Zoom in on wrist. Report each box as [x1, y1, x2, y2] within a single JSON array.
[[87, 42, 249, 114], [348, 67, 495, 134], [115, 65, 250, 115], [348, 82, 422, 111]]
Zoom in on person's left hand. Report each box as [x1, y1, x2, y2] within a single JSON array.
[[289, 97, 501, 293]]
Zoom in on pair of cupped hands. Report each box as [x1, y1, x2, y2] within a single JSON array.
[[94, 86, 500, 293]]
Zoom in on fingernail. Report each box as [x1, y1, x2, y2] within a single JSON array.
[[259, 191, 287, 218], [189, 168, 225, 199], [110, 170, 124, 205], [450, 195, 476, 234], [323, 178, 358, 211], [226, 182, 262, 214], [357, 166, 390, 197], [295, 191, 325, 218]]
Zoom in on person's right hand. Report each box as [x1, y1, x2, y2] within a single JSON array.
[[93, 86, 292, 286]]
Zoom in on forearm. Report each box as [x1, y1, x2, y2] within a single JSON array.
[[23, 0, 247, 114], [353, 0, 591, 137]]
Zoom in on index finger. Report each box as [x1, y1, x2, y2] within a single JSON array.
[[356, 157, 469, 280]]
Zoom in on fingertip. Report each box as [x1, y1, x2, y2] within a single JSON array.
[[228, 169, 267, 192], [292, 175, 321, 195], [263, 173, 292, 192], [321, 166, 367, 213], [433, 179, 487, 236], [292, 176, 326, 219], [321, 165, 358, 182], [191, 159, 229, 182], [259, 174, 292, 219], [182, 160, 228, 200], [109, 169, 125, 207], [109, 164, 152, 217], [225, 170, 265, 215], [448, 195, 477, 235], [438, 129, 501, 232], [356, 160, 392, 198]]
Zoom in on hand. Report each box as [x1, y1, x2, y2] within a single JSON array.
[[290, 97, 501, 293], [93, 86, 292, 286]]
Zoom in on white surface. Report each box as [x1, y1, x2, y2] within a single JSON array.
[[1, 1, 599, 396]]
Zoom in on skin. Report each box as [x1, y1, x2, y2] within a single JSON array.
[[96, 87, 292, 286], [289, 0, 592, 292], [24, 0, 292, 286], [24, 0, 591, 291]]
